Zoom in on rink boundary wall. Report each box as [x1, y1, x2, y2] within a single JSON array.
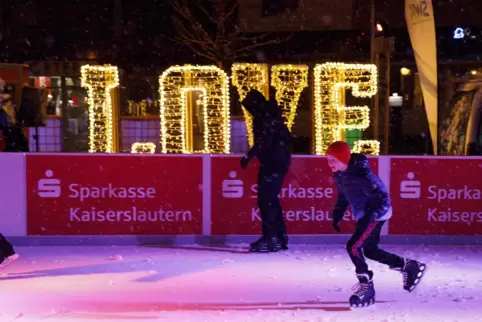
[[6, 234, 482, 246], [1, 153, 481, 246]]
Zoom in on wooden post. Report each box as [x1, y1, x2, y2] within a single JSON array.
[[383, 37, 394, 154], [184, 70, 193, 153], [383, 48, 391, 154], [110, 86, 121, 153], [370, 0, 379, 142], [370, 0, 376, 63], [60, 76, 68, 151]]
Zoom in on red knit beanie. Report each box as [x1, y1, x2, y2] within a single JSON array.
[[326, 141, 351, 165]]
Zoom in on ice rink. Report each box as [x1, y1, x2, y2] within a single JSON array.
[[0, 244, 481, 322]]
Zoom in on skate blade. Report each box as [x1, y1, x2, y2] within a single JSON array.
[[249, 248, 278, 253], [407, 264, 428, 293], [0, 254, 20, 269], [350, 300, 376, 310]]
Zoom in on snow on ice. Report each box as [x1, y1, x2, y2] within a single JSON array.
[[0, 244, 481, 321]]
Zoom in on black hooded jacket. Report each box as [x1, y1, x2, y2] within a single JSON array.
[[332, 153, 392, 222], [242, 90, 292, 167]]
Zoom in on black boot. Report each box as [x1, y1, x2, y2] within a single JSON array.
[[349, 271, 375, 308], [0, 234, 15, 257], [401, 259, 427, 292], [249, 236, 278, 253], [277, 234, 289, 250]]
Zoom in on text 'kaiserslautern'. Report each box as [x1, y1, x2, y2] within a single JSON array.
[[251, 208, 356, 222], [67, 184, 192, 222]]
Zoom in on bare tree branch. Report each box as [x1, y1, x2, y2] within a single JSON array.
[[169, 0, 217, 48], [197, 1, 216, 24], [171, 17, 213, 49], [168, 0, 290, 64], [173, 39, 220, 63]]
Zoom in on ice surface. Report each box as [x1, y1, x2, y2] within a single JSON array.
[[0, 244, 481, 321]]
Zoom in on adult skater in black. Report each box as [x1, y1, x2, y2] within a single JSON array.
[[326, 141, 427, 308], [240, 89, 292, 253]]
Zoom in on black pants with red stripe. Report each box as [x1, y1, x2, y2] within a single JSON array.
[[347, 216, 404, 275]]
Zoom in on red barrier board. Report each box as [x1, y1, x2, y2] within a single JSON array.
[[389, 158, 482, 235], [26, 155, 203, 235], [211, 156, 378, 235]]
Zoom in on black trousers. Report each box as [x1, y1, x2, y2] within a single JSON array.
[[346, 216, 404, 275], [257, 164, 289, 238], [0, 234, 15, 263]]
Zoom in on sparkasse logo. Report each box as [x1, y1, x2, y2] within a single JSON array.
[[38, 170, 61, 198], [222, 171, 244, 198], [400, 172, 421, 199]]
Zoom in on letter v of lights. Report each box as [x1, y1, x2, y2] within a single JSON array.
[[231, 63, 309, 146], [313, 63, 379, 155]]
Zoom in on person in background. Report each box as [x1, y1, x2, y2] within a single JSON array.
[[240, 89, 292, 252], [326, 141, 427, 308], [0, 106, 29, 152]]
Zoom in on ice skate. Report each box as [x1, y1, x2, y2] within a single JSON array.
[[401, 259, 427, 292], [0, 253, 19, 269], [349, 272, 376, 308], [277, 234, 289, 251], [249, 236, 278, 253]]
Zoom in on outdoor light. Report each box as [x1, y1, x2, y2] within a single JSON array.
[[231, 63, 270, 146], [400, 67, 411, 76], [159, 65, 230, 154], [81, 64, 119, 153], [231, 63, 309, 146], [389, 93, 403, 107], [353, 140, 380, 155], [271, 64, 309, 131], [313, 62, 379, 155], [131, 142, 156, 154]]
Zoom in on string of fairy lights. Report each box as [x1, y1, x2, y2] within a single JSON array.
[[80, 64, 119, 153], [353, 140, 381, 155], [81, 62, 381, 156], [131, 142, 156, 154], [231, 63, 270, 147], [159, 65, 231, 154], [313, 62, 379, 155], [271, 65, 309, 131]]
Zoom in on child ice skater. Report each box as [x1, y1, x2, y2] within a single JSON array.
[[326, 141, 426, 308]]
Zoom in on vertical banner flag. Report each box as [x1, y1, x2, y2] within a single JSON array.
[[405, 0, 438, 154]]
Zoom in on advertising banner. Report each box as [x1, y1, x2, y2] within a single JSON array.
[[211, 156, 378, 235], [26, 155, 203, 235], [405, 0, 438, 154], [390, 158, 482, 235]]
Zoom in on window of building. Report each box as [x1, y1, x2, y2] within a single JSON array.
[[261, 0, 298, 17], [28, 76, 89, 152]]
